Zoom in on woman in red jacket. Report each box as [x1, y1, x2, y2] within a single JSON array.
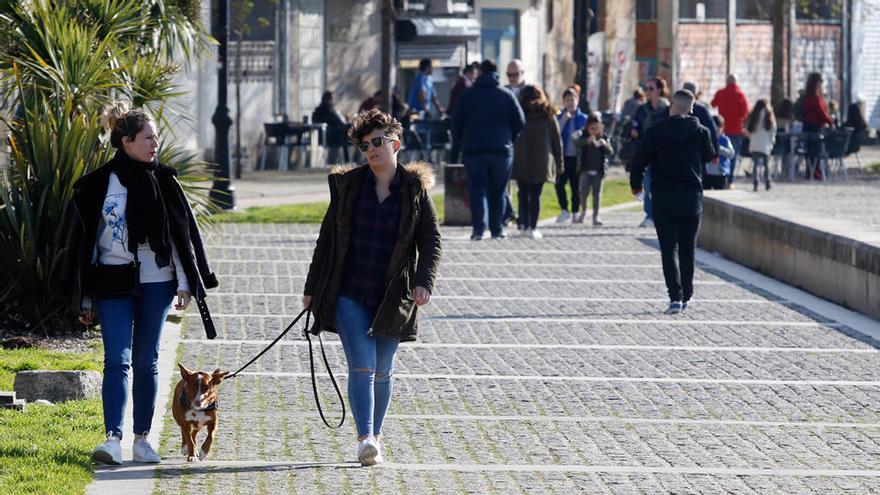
[[800, 73, 836, 178], [801, 72, 835, 133]]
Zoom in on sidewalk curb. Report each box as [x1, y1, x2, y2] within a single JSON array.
[[86, 314, 183, 495]]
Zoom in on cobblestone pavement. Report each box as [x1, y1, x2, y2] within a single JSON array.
[[754, 173, 880, 232], [154, 212, 880, 494]]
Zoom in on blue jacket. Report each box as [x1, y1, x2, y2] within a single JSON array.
[[557, 108, 588, 156], [452, 72, 525, 155]]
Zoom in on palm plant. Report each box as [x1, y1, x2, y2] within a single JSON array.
[[0, 0, 216, 333]]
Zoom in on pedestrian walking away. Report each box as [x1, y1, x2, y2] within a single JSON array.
[[630, 90, 716, 314], [573, 113, 612, 226], [512, 85, 563, 239], [555, 86, 587, 223], [711, 74, 749, 186], [452, 58, 525, 240], [630, 77, 670, 228], [745, 99, 777, 191], [448, 62, 480, 163], [63, 104, 219, 466], [303, 109, 442, 466]]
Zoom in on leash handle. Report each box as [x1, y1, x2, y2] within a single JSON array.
[[226, 307, 309, 380], [305, 309, 346, 429]]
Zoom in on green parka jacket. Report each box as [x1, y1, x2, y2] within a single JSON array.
[[303, 162, 442, 342]]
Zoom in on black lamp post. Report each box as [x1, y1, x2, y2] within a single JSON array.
[[210, 0, 235, 209]]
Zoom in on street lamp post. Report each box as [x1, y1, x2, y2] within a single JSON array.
[[211, 0, 236, 210]]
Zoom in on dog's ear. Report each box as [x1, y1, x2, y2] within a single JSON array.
[[212, 368, 230, 384], [178, 363, 193, 380]]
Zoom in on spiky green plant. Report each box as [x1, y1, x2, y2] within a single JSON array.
[[0, 0, 216, 332]]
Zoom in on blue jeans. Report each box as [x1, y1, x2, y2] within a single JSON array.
[[643, 167, 653, 219], [96, 280, 176, 439], [463, 152, 513, 237], [728, 134, 746, 184], [334, 296, 400, 438]]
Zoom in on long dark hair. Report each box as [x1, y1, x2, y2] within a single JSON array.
[[805, 72, 823, 98], [519, 85, 556, 117], [776, 98, 794, 120], [746, 99, 776, 132]]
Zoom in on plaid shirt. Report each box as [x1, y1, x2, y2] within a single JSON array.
[[340, 169, 402, 310]]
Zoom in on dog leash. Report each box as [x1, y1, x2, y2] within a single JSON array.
[[225, 307, 346, 429]]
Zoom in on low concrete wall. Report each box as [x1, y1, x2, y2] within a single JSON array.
[[699, 190, 880, 319]]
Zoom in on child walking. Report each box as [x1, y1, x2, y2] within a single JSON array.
[[573, 114, 612, 225], [704, 115, 735, 190], [745, 99, 777, 191]]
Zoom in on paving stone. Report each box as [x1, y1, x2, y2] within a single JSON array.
[[154, 214, 880, 494]]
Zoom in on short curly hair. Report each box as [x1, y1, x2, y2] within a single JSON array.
[[347, 109, 403, 145]]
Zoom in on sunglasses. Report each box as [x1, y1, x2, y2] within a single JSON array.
[[506, 72, 521, 78], [646, 87, 656, 91], [357, 136, 396, 152]]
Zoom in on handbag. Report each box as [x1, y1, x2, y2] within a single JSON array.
[[84, 250, 141, 299]]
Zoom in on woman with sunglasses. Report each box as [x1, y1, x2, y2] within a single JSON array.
[[303, 109, 442, 466]]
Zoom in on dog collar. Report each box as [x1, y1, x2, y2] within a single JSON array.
[[179, 391, 219, 412]]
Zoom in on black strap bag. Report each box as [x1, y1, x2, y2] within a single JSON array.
[[84, 250, 141, 299]]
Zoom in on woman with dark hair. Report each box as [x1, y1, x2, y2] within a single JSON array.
[[745, 99, 777, 191], [630, 77, 670, 228], [512, 85, 562, 239], [801, 72, 834, 132], [303, 109, 442, 466], [65, 104, 218, 465]]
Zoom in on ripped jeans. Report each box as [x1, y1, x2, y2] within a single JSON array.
[[334, 296, 400, 438]]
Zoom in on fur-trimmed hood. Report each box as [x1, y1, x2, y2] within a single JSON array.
[[329, 162, 436, 191]]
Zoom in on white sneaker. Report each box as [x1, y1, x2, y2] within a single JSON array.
[[92, 433, 123, 465], [374, 438, 384, 464], [529, 229, 543, 239], [357, 437, 379, 466], [573, 212, 586, 224], [133, 434, 161, 463], [556, 210, 571, 223]]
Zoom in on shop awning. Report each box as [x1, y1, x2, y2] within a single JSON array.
[[396, 17, 480, 43]]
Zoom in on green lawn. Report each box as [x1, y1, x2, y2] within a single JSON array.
[[0, 345, 105, 495], [211, 178, 633, 224]]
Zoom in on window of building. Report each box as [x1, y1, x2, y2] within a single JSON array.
[[679, 0, 729, 21], [481, 9, 519, 65], [796, 0, 841, 21], [737, 0, 772, 21], [637, 0, 656, 20]]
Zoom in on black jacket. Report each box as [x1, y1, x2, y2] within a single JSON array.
[[630, 115, 717, 217], [63, 162, 219, 338], [691, 101, 719, 154], [304, 162, 442, 342], [451, 72, 525, 156]]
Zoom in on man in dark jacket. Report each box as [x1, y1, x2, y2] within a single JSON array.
[[630, 89, 716, 314], [452, 59, 525, 239]]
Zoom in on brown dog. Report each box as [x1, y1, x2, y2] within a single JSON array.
[[172, 364, 229, 462]]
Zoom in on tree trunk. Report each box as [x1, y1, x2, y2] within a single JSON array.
[[380, 0, 395, 114], [771, 0, 786, 106]]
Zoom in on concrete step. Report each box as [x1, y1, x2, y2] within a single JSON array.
[[0, 391, 16, 405]]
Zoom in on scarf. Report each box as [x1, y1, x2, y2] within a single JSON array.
[[108, 149, 172, 268]]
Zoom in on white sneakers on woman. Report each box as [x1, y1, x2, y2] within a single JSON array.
[[357, 436, 383, 466], [133, 434, 161, 463], [92, 432, 161, 464], [92, 433, 122, 465]]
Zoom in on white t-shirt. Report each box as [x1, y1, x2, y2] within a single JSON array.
[[94, 172, 190, 292]]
